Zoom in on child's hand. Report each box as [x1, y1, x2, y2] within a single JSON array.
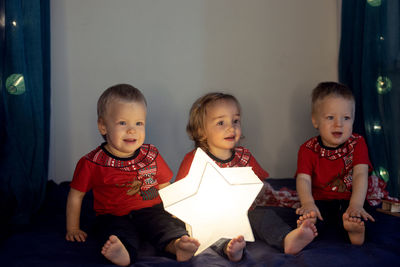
[[296, 202, 323, 221], [345, 205, 375, 222], [66, 229, 88, 242]]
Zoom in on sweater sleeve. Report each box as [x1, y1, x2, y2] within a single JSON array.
[[155, 152, 173, 184], [353, 136, 373, 173], [175, 151, 195, 181], [248, 155, 269, 180], [295, 144, 314, 177], [70, 157, 93, 193]]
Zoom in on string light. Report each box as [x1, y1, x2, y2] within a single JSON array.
[[0, 15, 5, 28], [5, 74, 26, 95], [372, 123, 382, 132], [12, 20, 17, 27], [376, 76, 392, 94], [379, 167, 389, 182], [367, 0, 382, 7]]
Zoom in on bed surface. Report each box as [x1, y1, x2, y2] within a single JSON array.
[[1, 178, 399, 266]]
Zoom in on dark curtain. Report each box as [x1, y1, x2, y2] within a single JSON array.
[[0, 0, 50, 234], [339, 0, 400, 198]]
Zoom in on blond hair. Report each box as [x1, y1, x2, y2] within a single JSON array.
[[97, 84, 147, 120], [311, 82, 354, 114]]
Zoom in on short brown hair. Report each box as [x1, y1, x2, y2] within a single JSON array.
[[311, 82, 354, 114], [97, 84, 147, 120], [186, 92, 241, 151]]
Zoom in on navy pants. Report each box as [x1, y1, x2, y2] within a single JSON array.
[[93, 203, 188, 262], [211, 207, 292, 258], [314, 200, 373, 241]]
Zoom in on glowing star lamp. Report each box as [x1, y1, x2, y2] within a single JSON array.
[[159, 148, 263, 255]]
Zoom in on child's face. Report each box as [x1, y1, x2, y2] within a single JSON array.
[[203, 99, 241, 159], [312, 95, 354, 148], [98, 99, 146, 158]]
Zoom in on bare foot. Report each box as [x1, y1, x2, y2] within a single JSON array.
[[171, 235, 200, 261], [297, 211, 317, 227], [284, 219, 317, 254], [343, 213, 365, 245], [224, 235, 246, 262], [101, 235, 130, 266]]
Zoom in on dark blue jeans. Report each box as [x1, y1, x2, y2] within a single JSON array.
[[314, 200, 373, 242], [211, 207, 292, 258], [93, 203, 188, 262]]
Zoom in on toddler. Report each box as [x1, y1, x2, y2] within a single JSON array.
[[176, 92, 317, 262], [296, 82, 375, 245], [65, 84, 199, 266]]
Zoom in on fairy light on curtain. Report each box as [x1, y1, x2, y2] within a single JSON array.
[[340, 0, 400, 197], [367, 0, 390, 183], [0, 0, 51, 227], [366, 0, 382, 8], [5, 7, 26, 96], [6, 73, 25, 95], [363, 0, 399, 197]]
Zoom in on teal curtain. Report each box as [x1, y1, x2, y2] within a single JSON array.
[[339, 0, 400, 198], [0, 0, 50, 233]]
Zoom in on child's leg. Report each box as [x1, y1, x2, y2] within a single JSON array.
[[342, 213, 365, 245], [224, 236, 246, 262], [313, 200, 344, 239], [101, 235, 130, 266], [284, 219, 318, 254], [165, 235, 200, 261], [138, 204, 199, 261], [248, 207, 292, 250], [210, 237, 246, 262], [94, 214, 139, 265]]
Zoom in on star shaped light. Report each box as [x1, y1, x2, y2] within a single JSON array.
[[159, 148, 263, 255]]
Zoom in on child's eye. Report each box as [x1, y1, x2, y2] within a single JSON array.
[[217, 121, 224, 126], [344, 116, 351, 120], [136, 121, 144, 126], [118, 121, 126, 126], [326, 116, 334, 120], [233, 119, 240, 124]]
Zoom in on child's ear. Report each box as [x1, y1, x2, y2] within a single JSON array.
[[311, 115, 318, 129], [97, 118, 107, 135]]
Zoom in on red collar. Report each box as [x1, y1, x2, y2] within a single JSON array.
[[210, 146, 251, 168], [305, 134, 361, 160], [85, 144, 158, 171]]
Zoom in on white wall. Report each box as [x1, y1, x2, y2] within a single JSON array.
[[49, 0, 339, 183]]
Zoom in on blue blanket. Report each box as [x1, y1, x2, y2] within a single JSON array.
[[1, 179, 399, 266]]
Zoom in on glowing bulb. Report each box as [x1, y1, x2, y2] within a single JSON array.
[[0, 15, 4, 27], [379, 36, 384, 41], [372, 123, 382, 132], [379, 167, 389, 182], [12, 20, 17, 27], [5, 74, 26, 95], [367, 0, 382, 7], [376, 76, 392, 94]]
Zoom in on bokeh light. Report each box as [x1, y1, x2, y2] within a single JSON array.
[[376, 76, 392, 94], [379, 167, 389, 182], [372, 123, 382, 133], [367, 0, 382, 7], [6, 74, 26, 95]]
